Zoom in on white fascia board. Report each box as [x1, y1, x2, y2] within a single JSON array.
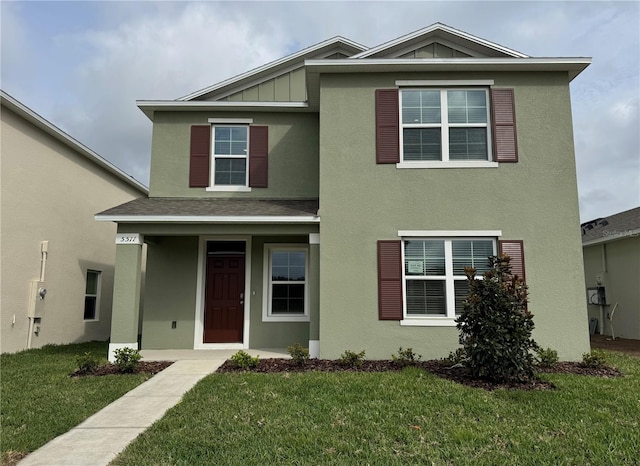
[[176, 36, 367, 101], [1, 91, 148, 194], [136, 101, 310, 120], [351, 23, 529, 59], [582, 229, 640, 247], [95, 215, 320, 224], [305, 57, 591, 82], [398, 230, 503, 237]]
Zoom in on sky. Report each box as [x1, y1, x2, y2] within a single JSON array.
[[1, 1, 638, 222]]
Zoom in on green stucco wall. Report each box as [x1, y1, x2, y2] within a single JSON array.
[[583, 238, 640, 340], [141, 236, 199, 349], [148, 112, 318, 199], [317, 71, 589, 361]]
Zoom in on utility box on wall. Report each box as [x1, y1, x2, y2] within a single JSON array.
[[27, 280, 47, 317]]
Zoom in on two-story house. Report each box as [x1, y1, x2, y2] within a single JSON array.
[[97, 24, 591, 361]]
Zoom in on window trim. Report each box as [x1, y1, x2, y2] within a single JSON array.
[[397, 86, 496, 168], [262, 244, 310, 322], [208, 123, 252, 192], [83, 270, 101, 321], [399, 234, 497, 326]]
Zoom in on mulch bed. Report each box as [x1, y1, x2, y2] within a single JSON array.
[[216, 358, 622, 391], [69, 361, 173, 377]]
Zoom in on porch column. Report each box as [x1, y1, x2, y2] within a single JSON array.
[[108, 235, 143, 362], [309, 233, 320, 358]]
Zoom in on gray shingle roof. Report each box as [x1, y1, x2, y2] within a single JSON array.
[[97, 197, 319, 218], [581, 207, 640, 244]]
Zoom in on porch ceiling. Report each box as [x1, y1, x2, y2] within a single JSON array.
[[96, 197, 320, 223]]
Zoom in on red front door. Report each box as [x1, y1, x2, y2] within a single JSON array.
[[203, 255, 245, 343]]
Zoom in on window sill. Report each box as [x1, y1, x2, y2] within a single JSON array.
[[262, 315, 310, 323], [400, 318, 458, 327], [206, 186, 252, 192], [396, 161, 499, 169]]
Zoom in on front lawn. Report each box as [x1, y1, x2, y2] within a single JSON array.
[[113, 351, 640, 465], [0, 341, 153, 464]]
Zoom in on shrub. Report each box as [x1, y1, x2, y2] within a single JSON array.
[[287, 343, 310, 366], [230, 350, 259, 369], [442, 347, 467, 366], [392, 347, 422, 367], [581, 349, 607, 368], [456, 254, 538, 383], [76, 352, 101, 374], [113, 347, 142, 373], [339, 350, 366, 367], [535, 347, 559, 368]]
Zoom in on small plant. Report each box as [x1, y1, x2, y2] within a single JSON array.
[[442, 347, 467, 366], [230, 350, 259, 369], [287, 343, 310, 366], [535, 347, 559, 368], [113, 347, 142, 373], [581, 349, 607, 368], [339, 350, 366, 367], [392, 347, 422, 367], [76, 352, 101, 374]]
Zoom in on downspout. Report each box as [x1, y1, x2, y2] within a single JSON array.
[[599, 243, 607, 335], [27, 241, 48, 349]]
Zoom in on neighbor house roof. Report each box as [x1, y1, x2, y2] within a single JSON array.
[[581, 207, 640, 246], [1, 90, 148, 194], [95, 198, 320, 223]]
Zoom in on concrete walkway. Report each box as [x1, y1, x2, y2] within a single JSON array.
[[19, 349, 287, 466]]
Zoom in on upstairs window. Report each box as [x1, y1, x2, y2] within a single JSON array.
[[400, 89, 491, 163], [189, 121, 268, 190], [212, 126, 248, 187]]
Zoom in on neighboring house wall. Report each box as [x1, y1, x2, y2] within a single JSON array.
[[584, 237, 640, 340], [0, 99, 145, 353], [318, 71, 588, 360], [148, 112, 319, 198]]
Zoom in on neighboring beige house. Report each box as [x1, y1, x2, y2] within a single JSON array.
[[1, 90, 147, 353], [582, 207, 640, 340]]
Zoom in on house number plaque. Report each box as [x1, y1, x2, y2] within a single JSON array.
[[115, 233, 142, 245]]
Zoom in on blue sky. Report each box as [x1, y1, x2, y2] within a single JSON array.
[[2, 1, 638, 222]]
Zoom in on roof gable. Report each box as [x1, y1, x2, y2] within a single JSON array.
[[352, 23, 529, 59], [180, 36, 366, 102]]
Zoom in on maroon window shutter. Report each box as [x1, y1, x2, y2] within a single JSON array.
[[491, 89, 518, 163], [378, 240, 403, 320], [375, 89, 399, 164], [499, 240, 526, 282], [249, 126, 268, 188], [189, 126, 211, 187]]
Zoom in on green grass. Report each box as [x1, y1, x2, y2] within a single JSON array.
[[113, 352, 640, 466], [0, 341, 152, 463]]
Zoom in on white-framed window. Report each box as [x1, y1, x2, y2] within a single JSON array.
[[262, 245, 309, 322], [401, 237, 496, 324], [399, 88, 493, 166], [211, 125, 249, 190], [84, 270, 101, 321]]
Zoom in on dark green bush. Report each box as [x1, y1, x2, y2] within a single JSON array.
[[230, 350, 259, 369], [442, 347, 467, 366], [339, 350, 366, 367], [113, 347, 142, 373], [76, 352, 101, 374], [456, 254, 538, 383], [535, 347, 559, 368], [392, 347, 422, 367], [581, 349, 607, 368], [287, 343, 310, 366]]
